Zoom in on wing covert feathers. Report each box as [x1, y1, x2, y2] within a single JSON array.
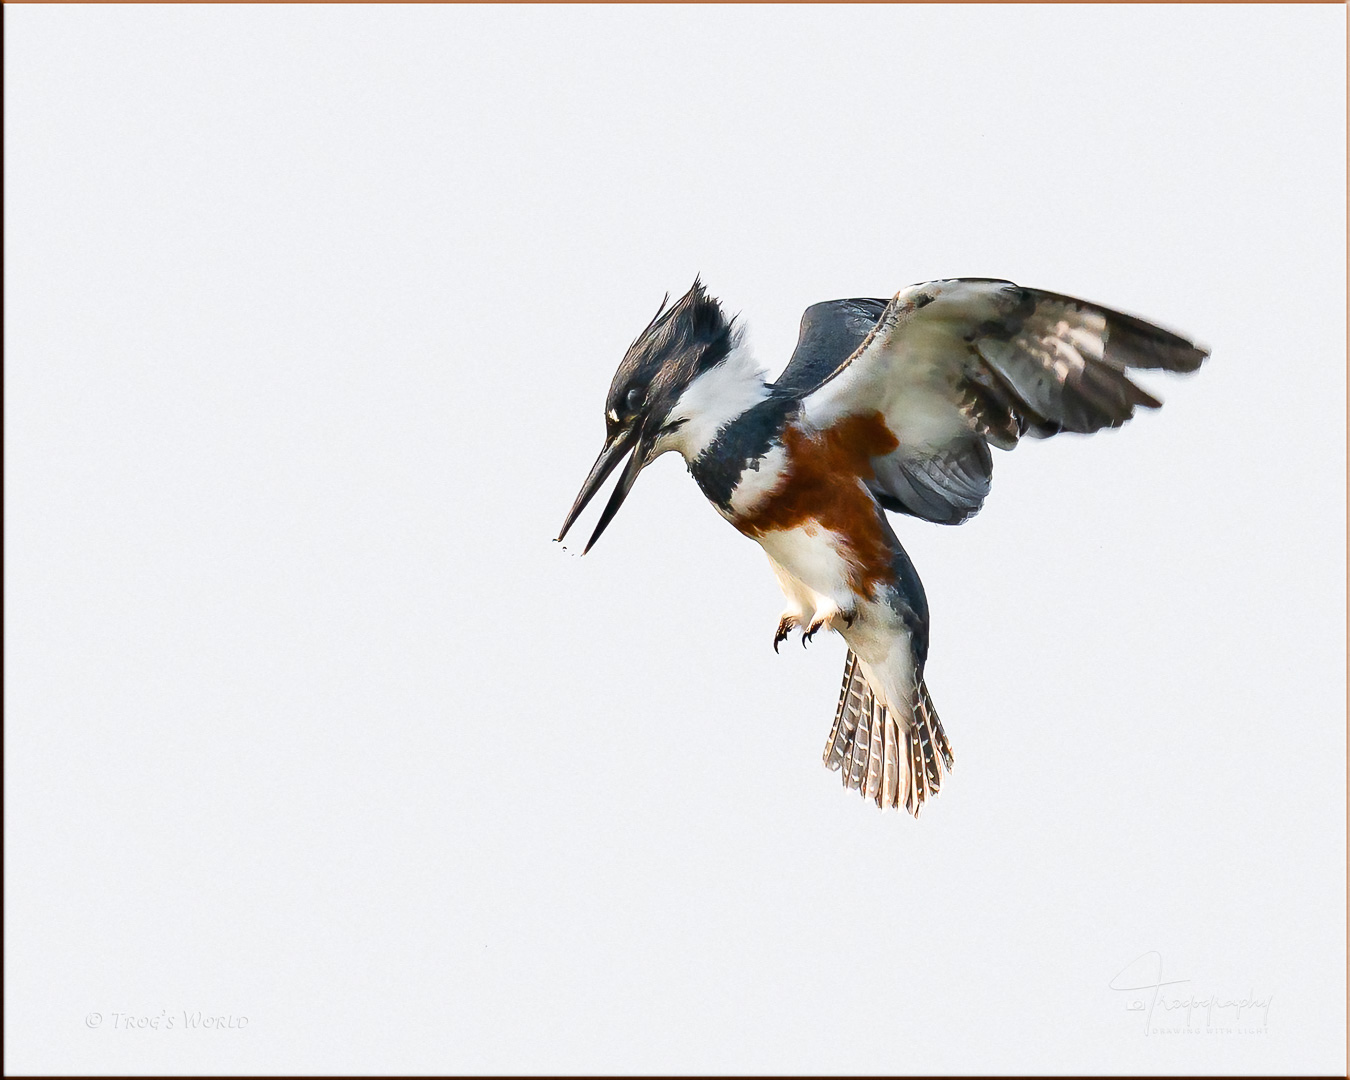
[[823, 650, 954, 816]]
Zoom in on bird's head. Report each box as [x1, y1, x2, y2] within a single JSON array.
[[557, 278, 735, 553]]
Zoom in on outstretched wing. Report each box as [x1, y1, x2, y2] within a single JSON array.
[[798, 278, 1208, 525]]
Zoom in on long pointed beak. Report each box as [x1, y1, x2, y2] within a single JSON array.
[[556, 426, 640, 550], [580, 434, 647, 554]]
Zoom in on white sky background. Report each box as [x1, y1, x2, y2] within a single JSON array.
[[5, 4, 1345, 1074]]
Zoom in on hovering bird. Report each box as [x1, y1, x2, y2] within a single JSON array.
[[557, 278, 1207, 815]]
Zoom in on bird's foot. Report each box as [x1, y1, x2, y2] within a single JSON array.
[[802, 618, 827, 647], [773, 615, 800, 653], [800, 607, 858, 647]]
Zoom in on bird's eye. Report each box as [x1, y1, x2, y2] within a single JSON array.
[[625, 387, 644, 414]]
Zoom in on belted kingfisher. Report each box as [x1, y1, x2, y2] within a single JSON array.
[[557, 278, 1207, 815]]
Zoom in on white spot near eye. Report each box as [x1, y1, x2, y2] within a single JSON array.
[[607, 409, 619, 423]]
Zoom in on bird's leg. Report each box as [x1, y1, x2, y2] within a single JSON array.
[[802, 604, 858, 646], [773, 614, 800, 653]]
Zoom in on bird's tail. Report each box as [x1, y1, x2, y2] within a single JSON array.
[[821, 651, 954, 815]]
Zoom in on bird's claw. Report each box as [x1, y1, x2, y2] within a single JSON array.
[[780, 609, 855, 650]]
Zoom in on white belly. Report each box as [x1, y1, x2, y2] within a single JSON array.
[[756, 523, 856, 626], [755, 523, 918, 723]]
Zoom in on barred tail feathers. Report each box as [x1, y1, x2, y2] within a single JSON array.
[[822, 650, 953, 815]]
